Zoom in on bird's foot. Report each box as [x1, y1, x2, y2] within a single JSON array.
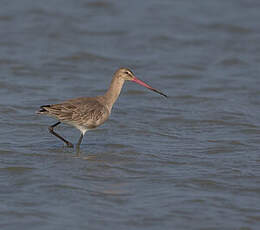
[[66, 142, 74, 148], [76, 144, 81, 153]]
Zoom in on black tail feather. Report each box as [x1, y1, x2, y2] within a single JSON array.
[[37, 104, 51, 113]]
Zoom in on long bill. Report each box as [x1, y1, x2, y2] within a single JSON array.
[[131, 77, 167, 98]]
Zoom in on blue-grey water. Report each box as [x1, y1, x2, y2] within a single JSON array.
[[0, 0, 260, 229]]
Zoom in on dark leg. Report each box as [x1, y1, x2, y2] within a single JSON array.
[[76, 133, 84, 147], [48, 122, 73, 148], [75, 133, 84, 154], [75, 133, 84, 152]]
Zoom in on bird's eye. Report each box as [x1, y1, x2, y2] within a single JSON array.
[[124, 71, 130, 75]]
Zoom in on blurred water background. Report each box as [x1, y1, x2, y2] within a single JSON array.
[[0, 0, 259, 229]]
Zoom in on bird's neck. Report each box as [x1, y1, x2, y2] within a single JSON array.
[[104, 75, 125, 112]]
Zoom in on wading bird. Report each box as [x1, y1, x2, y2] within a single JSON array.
[[37, 68, 167, 149]]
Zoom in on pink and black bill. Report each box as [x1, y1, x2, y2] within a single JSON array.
[[131, 77, 167, 98]]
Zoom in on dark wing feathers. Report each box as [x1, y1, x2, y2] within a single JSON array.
[[38, 104, 51, 113]]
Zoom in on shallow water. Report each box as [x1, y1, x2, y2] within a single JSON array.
[[0, 0, 260, 229]]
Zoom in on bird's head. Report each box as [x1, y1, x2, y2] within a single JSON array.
[[116, 67, 135, 81], [115, 67, 167, 98]]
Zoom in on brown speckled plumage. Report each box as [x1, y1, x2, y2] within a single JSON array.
[[40, 97, 110, 130]]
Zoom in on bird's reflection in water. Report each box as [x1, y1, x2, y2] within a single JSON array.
[[101, 185, 129, 196], [73, 147, 98, 160], [75, 145, 81, 157]]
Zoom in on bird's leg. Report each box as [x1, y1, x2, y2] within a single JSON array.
[[48, 122, 73, 148], [75, 133, 84, 153], [76, 133, 84, 147]]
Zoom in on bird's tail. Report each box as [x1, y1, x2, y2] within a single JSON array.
[[36, 105, 51, 114]]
